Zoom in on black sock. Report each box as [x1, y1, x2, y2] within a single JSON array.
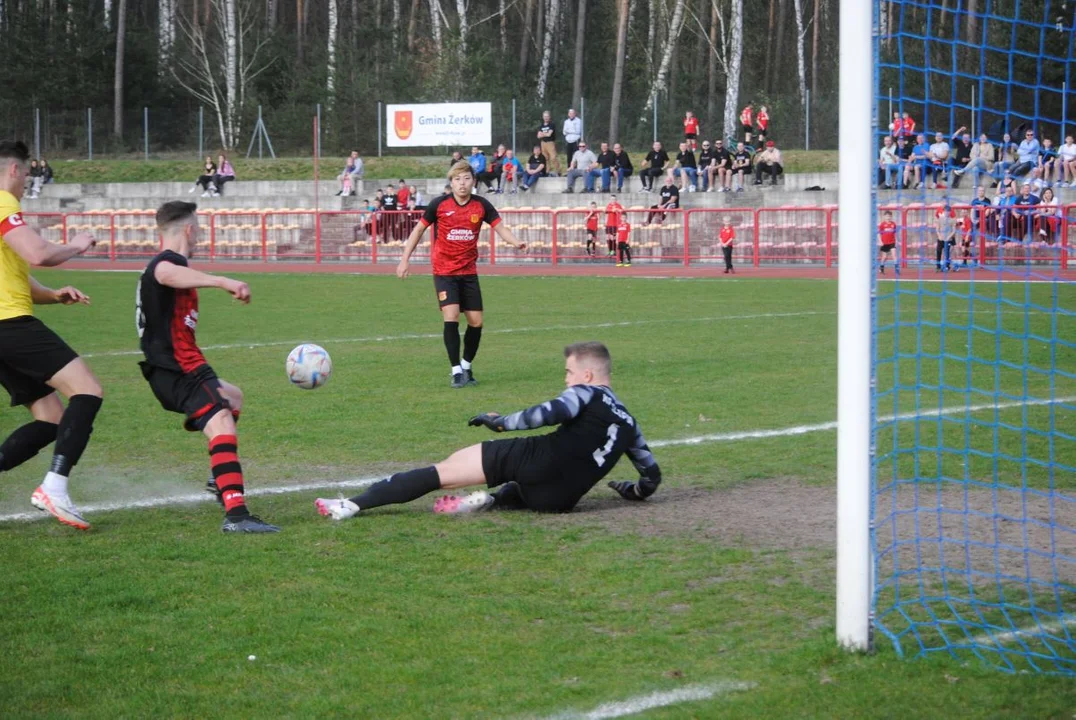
[[463, 324, 483, 364], [0, 420, 59, 472], [443, 321, 461, 367], [51, 394, 103, 476], [348, 466, 441, 510]]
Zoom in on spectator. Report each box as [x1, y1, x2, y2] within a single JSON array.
[[993, 132, 1018, 181], [878, 209, 897, 275], [890, 111, 904, 138], [1012, 129, 1040, 177], [1012, 182, 1040, 241], [40, 158, 53, 184], [960, 133, 996, 188], [1036, 187, 1061, 242], [928, 131, 950, 189], [396, 179, 411, 207], [588, 141, 616, 193], [212, 153, 235, 196], [996, 183, 1018, 242], [612, 142, 634, 192], [538, 110, 560, 175], [564, 140, 597, 193], [563, 109, 582, 165], [640, 141, 669, 192], [521, 145, 546, 191], [363, 198, 382, 238], [740, 103, 755, 144], [720, 215, 736, 274], [971, 184, 994, 238], [336, 152, 358, 196], [949, 128, 972, 187], [468, 146, 490, 190], [604, 194, 624, 258], [1060, 135, 1076, 187], [500, 149, 523, 194], [411, 185, 425, 208], [956, 210, 973, 268], [450, 150, 464, 166], [878, 136, 899, 188], [683, 110, 700, 151], [615, 217, 632, 267], [731, 141, 752, 192], [934, 201, 956, 271], [756, 106, 770, 142], [26, 158, 42, 199], [908, 134, 930, 189], [672, 141, 698, 192], [1037, 137, 1058, 187], [753, 141, 783, 185], [895, 136, 913, 188], [709, 139, 731, 192], [191, 155, 216, 196], [381, 184, 399, 243], [902, 111, 916, 137], [646, 172, 679, 225], [697, 140, 717, 191], [584, 202, 599, 256], [484, 144, 506, 192]]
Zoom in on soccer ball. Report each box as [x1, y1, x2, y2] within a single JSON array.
[[286, 344, 332, 389]]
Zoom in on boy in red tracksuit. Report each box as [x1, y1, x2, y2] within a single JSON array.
[[616, 220, 632, 267], [584, 202, 599, 256], [720, 216, 735, 274]]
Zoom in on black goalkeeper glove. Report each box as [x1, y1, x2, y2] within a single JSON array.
[[608, 480, 650, 501], [468, 412, 507, 432]]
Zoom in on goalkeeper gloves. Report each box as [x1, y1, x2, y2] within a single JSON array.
[[468, 412, 507, 432], [608, 479, 651, 501]]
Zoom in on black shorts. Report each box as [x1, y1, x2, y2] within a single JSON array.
[[880, 243, 896, 253], [605, 226, 617, 237], [685, 133, 697, 140], [742, 124, 753, 135], [481, 437, 591, 513], [433, 274, 483, 311], [0, 315, 78, 407], [140, 362, 229, 432], [587, 229, 597, 239]]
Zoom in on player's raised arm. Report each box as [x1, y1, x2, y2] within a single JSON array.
[[470, 385, 594, 432], [3, 223, 96, 267], [29, 276, 91, 305], [153, 262, 250, 303]]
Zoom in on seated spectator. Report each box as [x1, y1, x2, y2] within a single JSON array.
[[26, 159, 43, 199], [640, 141, 669, 192], [696, 140, 717, 191], [753, 141, 783, 185], [522, 146, 546, 191], [1011, 129, 1039, 177], [993, 132, 1018, 181], [672, 141, 698, 192], [1011, 182, 1039, 241], [40, 158, 53, 185], [612, 142, 633, 192], [907, 134, 930, 188], [708, 139, 731, 192], [336, 151, 362, 196], [878, 136, 899, 188], [960, 133, 995, 188], [485, 144, 506, 192], [1035, 187, 1061, 242], [1060, 135, 1076, 187], [1038, 137, 1058, 187], [731, 141, 752, 192], [646, 173, 679, 225], [362, 198, 383, 238], [468, 147, 491, 191], [191, 155, 216, 195], [588, 142, 617, 193], [895, 136, 913, 188], [928, 131, 951, 188], [500, 149, 523, 194], [563, 141, 597, 193], [948, 128, 972, 187], [212, 153, 235, 196], [450, 150, 464, 166], [411, 185, 425, 208], [971, 184, 995, 237]]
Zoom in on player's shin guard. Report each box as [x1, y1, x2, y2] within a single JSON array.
[[209, 434, 248, 517], [443, 321, 461, 367], [50, 394, 103, 476], [463, 324, 483, 364], [349, 466, 441, 510], [0, 420, 58, 472]]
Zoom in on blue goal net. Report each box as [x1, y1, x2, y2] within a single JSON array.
[[871, 0, 1076, 673]]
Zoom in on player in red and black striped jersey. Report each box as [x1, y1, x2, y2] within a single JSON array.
[[397, 161, 526, 389], [136, 201, 278, 533]]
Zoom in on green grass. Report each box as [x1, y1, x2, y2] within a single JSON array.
[[0, 272, 1074, 718], [45, 150, 840, 184]]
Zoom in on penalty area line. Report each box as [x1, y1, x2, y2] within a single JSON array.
[[539, 680, 756, 720]]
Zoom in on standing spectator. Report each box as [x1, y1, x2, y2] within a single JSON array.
[[191, 155, 216, 195], [895, 136, 914, 188], [1059, 134, 1076, 187], [909, 134, 930, 189], [612, 142, 634, 192], [934, 202, 956, 271], [411, 185, 425, 208], [878, 210, 897, 275], [396, 179, 412, 207], [878, 136, 899, 188], [961, 133, 996, 188], [740, 103, 755, 144], [683, 110, 700, 151], [672, 141, 698, 192], [381, 183, 399, 243], [605, 195, 624, 258], [538, 110, 560, 176], [468, 147, 491, 191], [753, 141, 783, 185], [584, 202, 599, 256], [563, 109, 582, 165], [564, 141, 597, 193], [890, 111, 904, 138], [996, 182, 1018, 242], [709, 139, 732, 192], [720, 215, 736, 274], [696, 140, 717, 191], [948, 129, 972, 187], [902, 112, 916, 137], [615, 218, 632, 267], [731, 141, 752, 192], [756, 106, 770, 142], [971, 184, 994, 239], [212, 153, 235, 196], [500, 149, 523, 194], [589, 142, 617, 193], [522, 145, 546, 191], [928, 131, 951, 189], [1036, 187, 1061, 242], [956, 210, 973, 268], [1012, 129, 1040, 178], [640, 141, 669, 192], [1037, 137, 1059, 187], [646, 173, 679, 225]]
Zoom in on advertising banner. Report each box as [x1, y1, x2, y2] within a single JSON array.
[[386, 102, 492, 147]]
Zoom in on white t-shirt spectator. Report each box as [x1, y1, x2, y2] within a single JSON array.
[[1059, 141, 1076, 163], [879, 144, 898, 165], [570, 148, 597, 172], [929, 140, 950, 162]]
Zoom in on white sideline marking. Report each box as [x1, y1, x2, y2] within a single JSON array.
[[970, 617, 1076, 647], [541, 681, 755, 720], [80, 311, 831, 359]]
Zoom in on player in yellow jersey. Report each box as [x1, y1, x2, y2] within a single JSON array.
[[0, 140, 102, 530]]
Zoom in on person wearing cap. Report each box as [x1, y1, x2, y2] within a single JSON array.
[[753, 141, 784, 186]]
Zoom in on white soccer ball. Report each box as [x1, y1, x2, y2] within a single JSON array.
[[286, 343, 332, 389]]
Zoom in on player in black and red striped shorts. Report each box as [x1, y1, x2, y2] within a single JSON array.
[[397, 161, 527, 389], [137, 201, 278, 533]]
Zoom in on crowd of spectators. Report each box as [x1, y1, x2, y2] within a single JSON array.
[[24, 157, 53, 199]]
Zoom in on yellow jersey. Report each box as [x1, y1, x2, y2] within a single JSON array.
[[0, 190, 32, 320]]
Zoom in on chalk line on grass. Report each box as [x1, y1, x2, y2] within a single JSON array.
[[540, 681, 756, 720]]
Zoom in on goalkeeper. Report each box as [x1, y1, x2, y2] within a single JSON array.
[[315, 341, 661, 518]]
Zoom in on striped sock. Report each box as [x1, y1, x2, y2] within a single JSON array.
[[209, 434, 247, 517]]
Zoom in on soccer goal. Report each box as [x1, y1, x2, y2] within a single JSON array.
[[838, 0, 1076, 674]]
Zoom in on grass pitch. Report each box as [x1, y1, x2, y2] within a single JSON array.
[[1, 271, 1074, 718]]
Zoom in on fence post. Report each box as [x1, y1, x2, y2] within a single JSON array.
[[315, 211, 322, 263], [1062, 206, 1069, 270], [825, 208, 832, 268], [580, 97, 585, 140], [316, 103, 322, 157], [550, 211, 557, 266], [806, 89, 811, 151], [683, 210, 690, 266], [87, 108, 93, 160], [377, 102, 383, 158], [209, 213, 217, 262], [143, 107, 149, 160], [753, 209, 761, 267], [261, 214, 268, 262], [109, 215, 116, 261]]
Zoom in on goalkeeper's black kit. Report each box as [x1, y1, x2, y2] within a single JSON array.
[[480, 384, 662, 512]]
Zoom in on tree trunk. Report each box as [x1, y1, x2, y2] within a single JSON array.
[[609, 0, 629, 144], [722, 0, 742, 141], [639, 0, 686, 119], [771, 0, 787, 94], [296, 0, 304, 64], [456, 0, 467, 70], [112, 0, 126, 137], [158, 0, 175, 73], [519, 0, 534, 75], [535, 0, 559, 101], [266, 0, 276, 28], [407, 0, 419, 51], [763, 0, 775, 95], [351, 0, 358, 46], [428, 0, 442, 54], [572, 0, 586, 107], [499, 0, 507, 55], [965, 0, 978, 45], [391, 0, 400, 52], [646, 0, 656, 76], [103, 0, 111, 31], [327, 0, 337, 108], [224, 0, 238, 148], [810, 0, 819, 90], [793, 0, 806, 113], [706, 0, 718, 132]]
